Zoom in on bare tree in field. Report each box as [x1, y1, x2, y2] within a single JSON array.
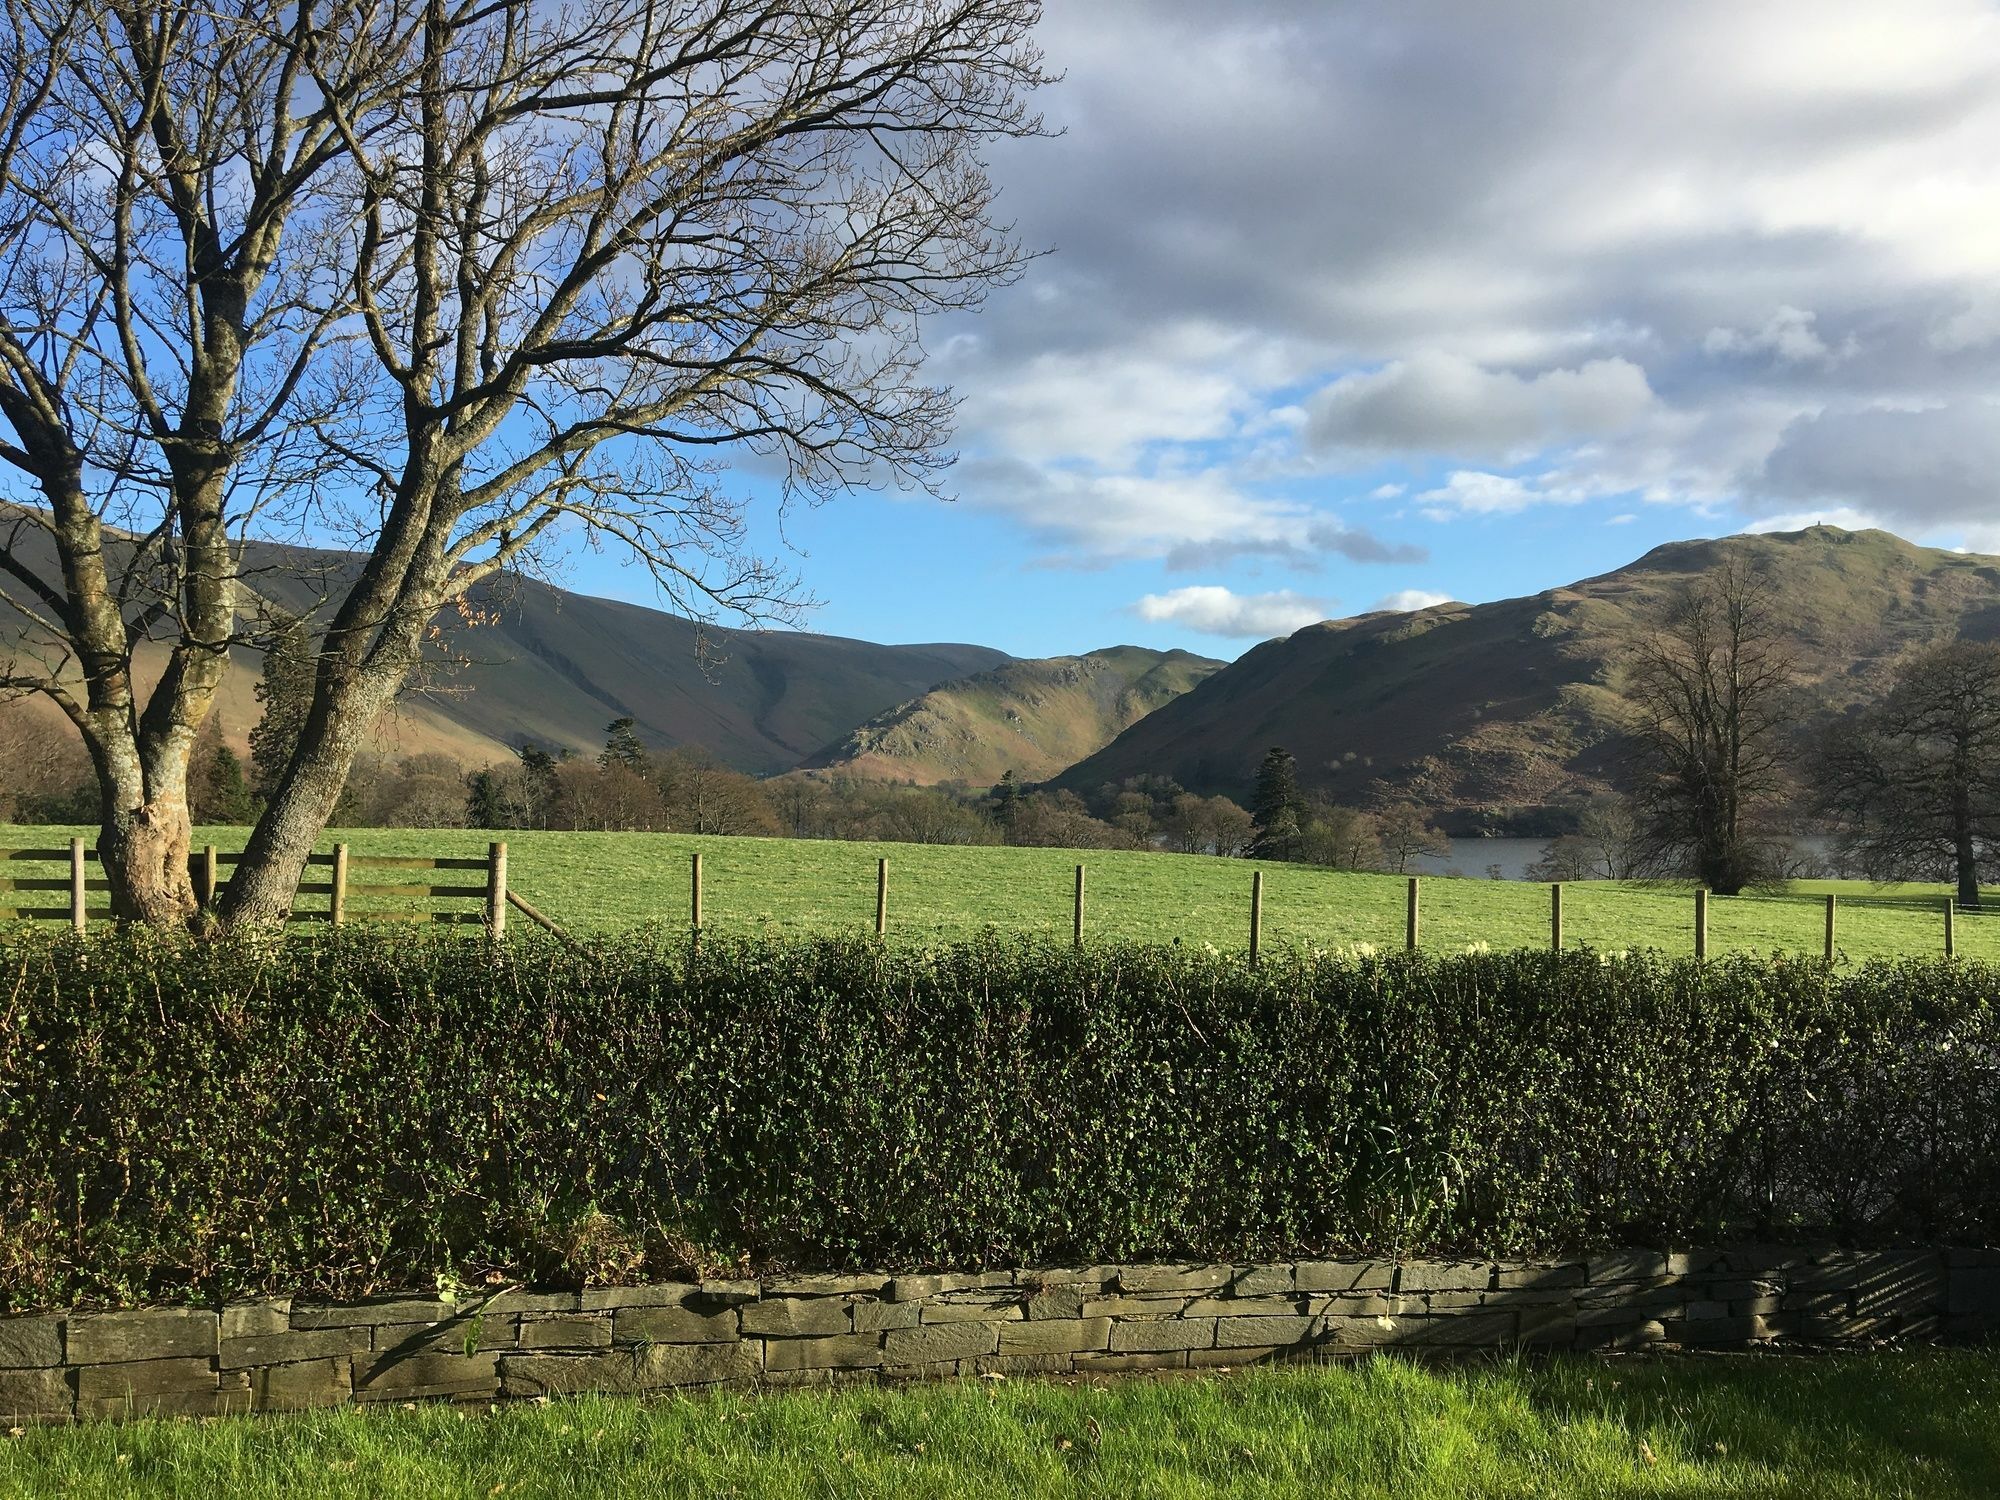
[[0, 0, 1048, 927], [1816, 639, 2000, 909], [1621, 561, 1798, 895]]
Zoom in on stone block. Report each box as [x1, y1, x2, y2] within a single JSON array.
[[1721, 1246, 1808, 1274], [580, 1283, 698, 1311], [1213, 1316, 1316, 1349], [1116, 1265, 1235, 1293], [220, 1327, 372, 1370], [615, 1305, 739, 1344], [1294, 1260, 1392, 1294], [764, 1334, 883, 1372], [500, 1350, 651, 1398], [1492, 1264, 1585, 1291], [68, 1308, 216, 1364], [474, 1289, 582, 1316], [883, 1322, 1000, 1365], [1577, 1285, 1684, 1314], [1074, 1351, 1187, 1374], [1684, 1300, 1730, 1321], [294, 1297, 452, 1329], [354, 1351, 500, 1401], [1412, 1291, 1487, 1311], [740, 1299, 852, 1337], [1517, 1306, 1577, 1346], [1185, 1295, 1306, 1318], [1229, 1265, 1295, 1297], [1690, 1278, 1779, 1302], [1109, 1318, 1214, 1352], [765, 1274, 890, 1297], [78, 1380, 246, 1422], [851, 1300, 922, 1333], [1395, 1263, 1492, 1294], [221, 1301, 291, 1340], [1083, 1295, 1189, 1319], [0, 1368, 71, 1422], [921, 1293, 1025, 1325], [76, 1358, 217, 1401], [253, 1357, 353, 1412], [879, 1358, 960, 1382], [695, 1281, 760, 1305], [1585, 1252, 1669, 1284], [1308, 1292, 1400, 1318], [1664, 1315, 1770, 1346], [0, 1316, 63, 1369], [999, 1318, 1111, 1355], [888, 1273, 1010, 1301], [372, 1319, 503, 1357], [518, 1316, 612, 1350], [1023, 1286, 1089, 1320], [1667, 1250, 1727, 1276]]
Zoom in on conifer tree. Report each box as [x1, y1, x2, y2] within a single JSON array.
[[1250, 747, 1307, 859]]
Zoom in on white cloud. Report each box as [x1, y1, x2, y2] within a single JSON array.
[[1132, 585, 1331, 638], [1703, 306, 1851, 366], [1755, 402, 2000, 530], [1304, 354, 1657, 461], [1373, 589, 1455, 613], [1415, 471, 1547, 516]]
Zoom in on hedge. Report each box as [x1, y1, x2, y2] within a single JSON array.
[[3, 929, 1997, 1309]]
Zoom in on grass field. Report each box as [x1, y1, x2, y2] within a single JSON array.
[[5, 1353, 1998, 1499], [1, 823, 1991, 964]]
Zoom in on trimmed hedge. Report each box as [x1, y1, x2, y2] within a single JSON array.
[[3, 929, 1998, 1309]]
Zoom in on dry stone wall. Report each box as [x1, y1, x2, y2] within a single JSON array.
[[7, 1247, 1998, 1423]]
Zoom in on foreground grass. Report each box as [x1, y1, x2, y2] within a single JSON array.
[[2, 822, 1990, 963], [6, 1352, 1998, 1499]]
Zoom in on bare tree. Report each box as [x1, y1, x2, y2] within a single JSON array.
[[0, 0, 1048, 927], [1622, 561, 1797, 894], [1816, 639, 2000, 909]]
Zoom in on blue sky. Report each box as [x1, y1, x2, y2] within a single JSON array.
[[561, 0, 2000, 660]]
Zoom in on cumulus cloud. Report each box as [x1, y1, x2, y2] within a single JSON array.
[[1703, 306, 1852, 366], [1304, 354, 1657, 460], [1132, 585, 1331, 638], [1373, 589, 1456, 613], [1755, 402, 2000, 529]]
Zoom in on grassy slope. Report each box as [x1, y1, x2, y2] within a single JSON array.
[[1057, 526, 2000, 817], [7, 1353, 1999, 1499], [796, 645, 1224, 788], [4, 823, 1988, 963]]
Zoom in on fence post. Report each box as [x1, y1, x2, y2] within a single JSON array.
[[331, 843, 348, 926], [1550, 882, 1562, 952], [1249, 869, 1263, 968], [1406, 876, 1420, 952], [200, 844, 219, 907], [1945, 895, 1956, 958], [1073, 864, 1086, 947], [487, 840, 508, 938], [1694, 888, 1708, 960], [1824, 892, 1836, 963], [690, 851, 703, 934], [875, 857, 888, 939], [69, 837, 85, 935]]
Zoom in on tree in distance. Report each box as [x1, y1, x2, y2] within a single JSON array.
[[1250, 747, 1308, 859], [1816, 639, 2000, 909], [1621, 561, 1797, 895], [0, 0, 1049, 926]]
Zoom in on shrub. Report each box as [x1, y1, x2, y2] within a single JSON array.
[[1, 930, 1995, 1308]]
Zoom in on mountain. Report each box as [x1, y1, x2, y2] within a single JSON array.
[[0, 523, 1009, 773], [795, 645, 1225, 787], [1055, 527, 2000, 831]]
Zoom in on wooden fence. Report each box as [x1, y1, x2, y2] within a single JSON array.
[[0, 843, 1972, 961], [0, 840, 509, 934]]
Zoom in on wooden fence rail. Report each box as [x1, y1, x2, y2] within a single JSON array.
[[0, 841, 506, 934]]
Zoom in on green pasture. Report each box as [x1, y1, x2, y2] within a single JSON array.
[[0, 823, 1988, 964], [6, 1352, 1999, 1500]]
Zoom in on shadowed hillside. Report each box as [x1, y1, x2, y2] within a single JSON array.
[[1056, 527, 2000, 830], [0, 523, 1009, 773], [796, 645, 1223, 787]]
